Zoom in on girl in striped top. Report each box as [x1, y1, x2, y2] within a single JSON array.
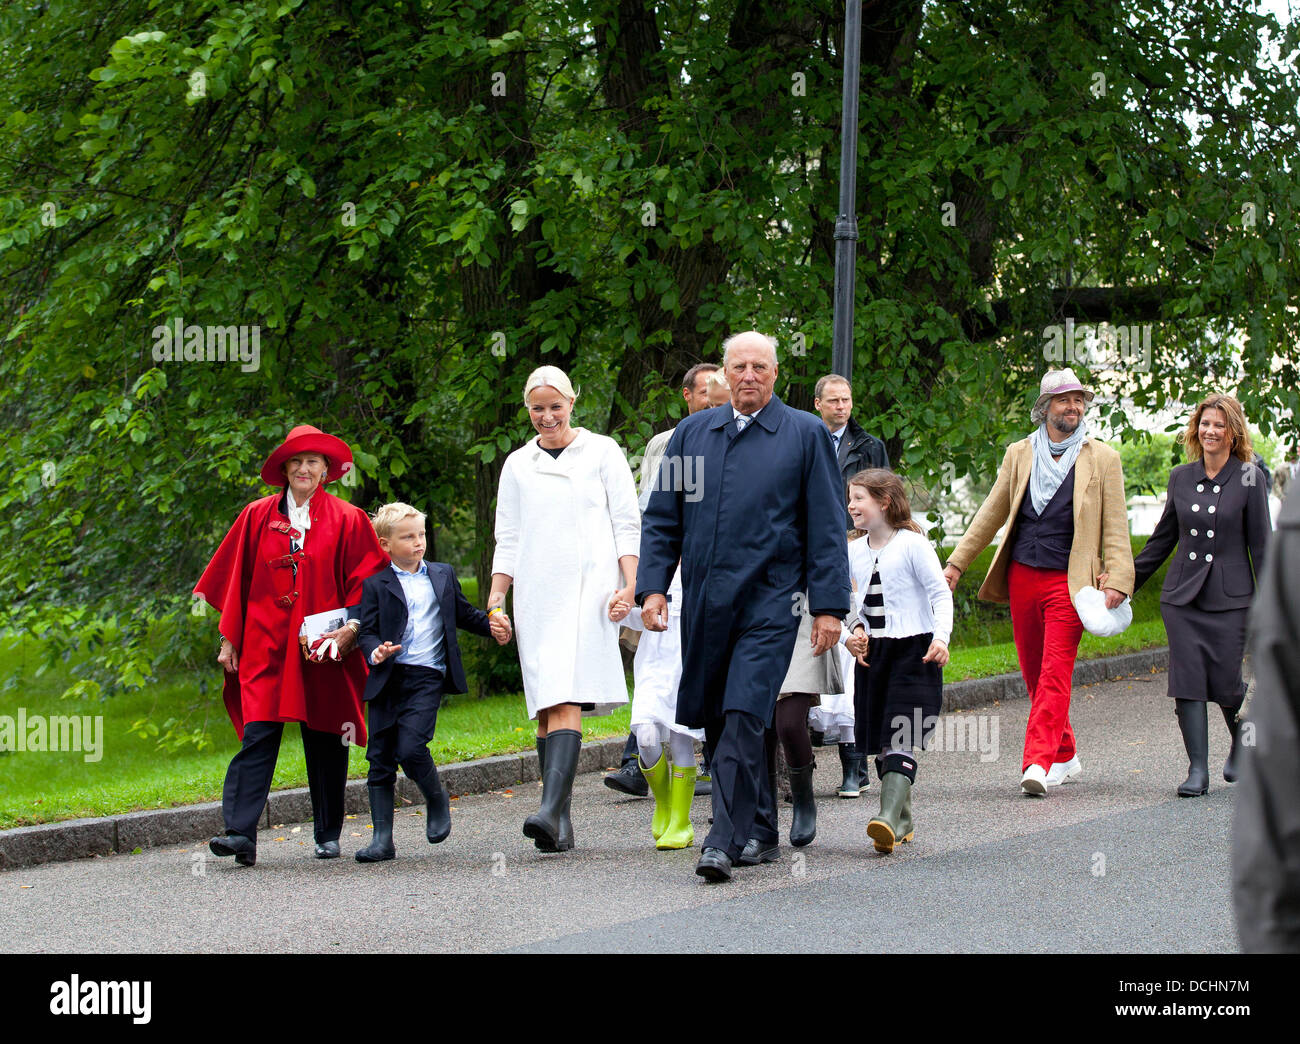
[[844, 469, 953, 854]]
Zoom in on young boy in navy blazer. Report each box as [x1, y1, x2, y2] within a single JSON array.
[[355, 502, 512, 861]]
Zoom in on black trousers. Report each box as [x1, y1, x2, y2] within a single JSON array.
[[703, 710, 777, 861], [365, 664, 445, 786], [221, 721, 349, 843]]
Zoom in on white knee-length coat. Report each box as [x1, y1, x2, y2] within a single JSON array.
[[493, 429, 641, 719]]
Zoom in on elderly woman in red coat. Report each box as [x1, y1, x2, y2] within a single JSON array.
[[196, 425, 388, 866]]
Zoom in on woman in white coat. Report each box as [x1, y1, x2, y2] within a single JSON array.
[[489, 365, 640, 853]]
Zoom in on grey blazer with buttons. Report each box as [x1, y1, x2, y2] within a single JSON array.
[[1132, 459, 1272, 609]]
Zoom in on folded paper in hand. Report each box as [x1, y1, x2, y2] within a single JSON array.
[[300, 608, 346, 660]]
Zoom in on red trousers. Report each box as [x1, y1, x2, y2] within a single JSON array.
[[1007, 560, 1084, 772]]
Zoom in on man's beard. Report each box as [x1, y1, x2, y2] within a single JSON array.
[[1051, 413, 1080, 436]]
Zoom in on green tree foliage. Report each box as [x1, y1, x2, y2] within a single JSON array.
[[2, 0, 1298, 729]]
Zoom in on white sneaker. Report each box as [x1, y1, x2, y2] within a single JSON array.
[[1020, 764, 1048, 796], [1045, 755, 1082, 787]]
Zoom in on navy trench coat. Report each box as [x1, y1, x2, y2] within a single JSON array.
[[636, 395, 851, 729]]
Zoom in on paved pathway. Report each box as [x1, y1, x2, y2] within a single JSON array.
[[2, 669, 1239, 953]]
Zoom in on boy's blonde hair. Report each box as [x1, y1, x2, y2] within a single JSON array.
[[371, 502, 426, 540]]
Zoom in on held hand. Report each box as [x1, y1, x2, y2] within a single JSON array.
[[1103, 588, 1126, 611], [321, 625, 356, 657], [1096, 571, 1110, 590], [218, 639, 239, 674], [641, 594, 669, 632], [942, 565, 961, 593], [488, 614, 512, 645], [922, 639, 950, 666], [371, 640, 402, 665], [810, 614, 840, 656], [608, 588, 633, 622], [846, 630, 869, 666]]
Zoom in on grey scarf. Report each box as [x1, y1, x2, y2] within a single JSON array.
[[1029, 421, 1088, 514]]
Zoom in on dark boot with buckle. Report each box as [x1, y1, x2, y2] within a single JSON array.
[[737, 837, 780, 866], [837, 743, 866, 798], [1222, 701, 1243, 783], [524, 729, 581, 851], [603, 760, 649, 797], [787, 761, 817, 847], [355, 785, 396, 862], [603, 732, 648, 796], [1176, 699, 1210, 797], [209, 832, 257, 867], [410, 764, 451, 844]]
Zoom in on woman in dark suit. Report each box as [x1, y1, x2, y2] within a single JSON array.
[[1131, 395, 1271, 796]]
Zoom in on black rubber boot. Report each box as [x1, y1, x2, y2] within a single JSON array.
[[1175, 699, 1210, 797], [533, 736, 574, 851], [1222, 701, 1243, 783], [524, 729, 581, 851], [837, 743, 867, 797], [355, 785, 396, 862], [410, 764, 451, 844], [787, 762, 817, 847]]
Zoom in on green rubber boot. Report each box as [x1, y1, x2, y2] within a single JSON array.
[[866, 772, 913, 854], [657, 764, 697, 850], [640, 754, 672, 841], [895, 775, 914, 847]]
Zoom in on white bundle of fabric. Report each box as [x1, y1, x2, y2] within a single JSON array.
[[1073, 586, 1132, 638]]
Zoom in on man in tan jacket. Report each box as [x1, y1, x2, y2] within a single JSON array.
[[943, 369, 1134, 795]]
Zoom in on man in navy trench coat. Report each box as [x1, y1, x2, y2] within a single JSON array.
[[637, 331, 851, 881]]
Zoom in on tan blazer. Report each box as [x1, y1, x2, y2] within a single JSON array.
[[947, 438, 1135, 604]]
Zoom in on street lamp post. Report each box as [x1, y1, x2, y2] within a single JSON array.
[[830, 0, 862, 381]]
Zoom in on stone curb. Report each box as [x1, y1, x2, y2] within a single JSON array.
[[942, 647, 1169, 712], [0, 736, 627, 871], [0, 650, 1168, 871]]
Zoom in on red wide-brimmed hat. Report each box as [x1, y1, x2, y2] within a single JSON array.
[[261, 424, 354, 487]]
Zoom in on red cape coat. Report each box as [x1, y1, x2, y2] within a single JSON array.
[[194, 488, 389, 744]]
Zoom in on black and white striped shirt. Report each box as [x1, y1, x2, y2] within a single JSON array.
[[862, 564, 886, 635]]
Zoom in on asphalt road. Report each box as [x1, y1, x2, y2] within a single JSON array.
[[1, 669, 1241, 954]]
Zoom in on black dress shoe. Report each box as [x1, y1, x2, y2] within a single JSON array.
[[736, 838, 779, 866], [695, 847, 733, 882], [314, 840, 341, 859], [209, 833, 256, 867], [603, 760, 649, 797]]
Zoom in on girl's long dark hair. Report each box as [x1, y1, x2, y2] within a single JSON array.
[[847, 468, 924, 536]]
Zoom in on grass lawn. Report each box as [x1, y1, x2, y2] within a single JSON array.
[[0, 634, 630, 830], [0, 538, 1169, 830]]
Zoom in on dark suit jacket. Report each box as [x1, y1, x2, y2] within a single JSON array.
[[357, 561, 491, 701], [836, 417, 890, 483], [1133, 459, 1272, 609], [834, 417, 890, 528]]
